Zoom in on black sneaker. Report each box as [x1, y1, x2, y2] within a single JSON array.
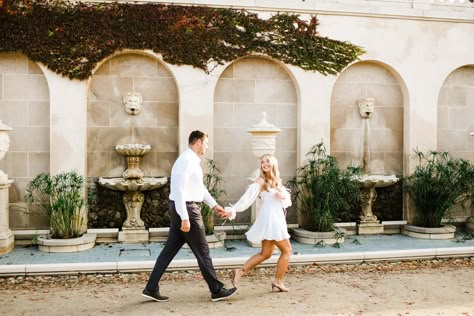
[[142, 288, 170, 302], [211, 287, 238, 302]]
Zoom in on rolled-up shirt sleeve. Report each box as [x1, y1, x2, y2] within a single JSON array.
[[225, 183, 260, 220]]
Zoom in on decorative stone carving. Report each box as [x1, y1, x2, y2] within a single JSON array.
[[358, 97, 374, 119], [123, 92, 143, 115], [122, 191, 145, 230]]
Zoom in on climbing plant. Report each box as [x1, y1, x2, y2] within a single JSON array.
[[0, 0, 364, 80]]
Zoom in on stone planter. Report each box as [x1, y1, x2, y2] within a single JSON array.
[[37, 233, 96, 253], [401, 224, 456, 240], [291, 227, 346, 245]]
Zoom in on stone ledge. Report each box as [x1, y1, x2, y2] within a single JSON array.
[[291, 228, 346, 245], [37, 233, 97, 253], [401, 224, 456, 239]]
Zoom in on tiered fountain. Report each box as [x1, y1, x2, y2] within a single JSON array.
[[356, 97, 399, 235], [98, 92, 167, 243]]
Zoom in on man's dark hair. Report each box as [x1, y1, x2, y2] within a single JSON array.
[[188, 130, 208, 145]]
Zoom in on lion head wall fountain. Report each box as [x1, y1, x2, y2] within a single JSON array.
[[98, 92, 167, 243], [356, 97, 399, 235]]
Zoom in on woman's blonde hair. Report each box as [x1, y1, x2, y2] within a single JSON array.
[[260, 154, 282, 191]]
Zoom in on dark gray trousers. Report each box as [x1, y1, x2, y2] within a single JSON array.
[[145, 201, 224, 294]]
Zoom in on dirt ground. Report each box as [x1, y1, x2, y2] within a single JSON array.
[[0, 258, 473, 316]]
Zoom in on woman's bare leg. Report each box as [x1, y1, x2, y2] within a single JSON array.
[[273, 239, 292, 287], [232, 240, 275, 286]]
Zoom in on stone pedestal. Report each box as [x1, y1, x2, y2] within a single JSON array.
[[118, 229, 149, 243], [0, 180, 14, 255], [357, 221, 384, 235]]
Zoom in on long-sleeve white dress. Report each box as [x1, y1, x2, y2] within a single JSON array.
[[225, 183, 291, 244]]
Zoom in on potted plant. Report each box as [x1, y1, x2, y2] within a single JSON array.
[[202, 159, 227, 247], [287, 141, 361, 245], [403, 150, 474, 238], [25, 170, 96, 252]]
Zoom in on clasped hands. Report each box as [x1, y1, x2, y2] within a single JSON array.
[[180, 205, 233, 232]]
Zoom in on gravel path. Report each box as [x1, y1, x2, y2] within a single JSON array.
[[1, 258, 473, 316]]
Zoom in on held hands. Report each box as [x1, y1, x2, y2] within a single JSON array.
[[213, 205, 233, 219]]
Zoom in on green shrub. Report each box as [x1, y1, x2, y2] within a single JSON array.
[[288, 141, 361, 232], [202, 159, 226, 235], [25, 171, 86, 239], [404, 150, 474, 228]]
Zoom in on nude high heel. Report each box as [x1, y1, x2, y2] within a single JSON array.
[[230, 268, 242, 288], [271, 281, 289, 292]]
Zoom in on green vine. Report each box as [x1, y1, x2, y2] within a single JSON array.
[[0, 0, 364, 80]]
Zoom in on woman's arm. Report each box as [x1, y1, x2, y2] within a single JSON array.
[[225, 182, 261, 220]]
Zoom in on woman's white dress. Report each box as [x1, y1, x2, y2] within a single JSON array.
[[225, 183, 291, 244]]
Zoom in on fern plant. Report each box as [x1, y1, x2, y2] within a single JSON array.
[[25, 171, 86, 239], [288, 141, 361, 232], [202, 159, 226, 235], [404, 150, 474, 228]]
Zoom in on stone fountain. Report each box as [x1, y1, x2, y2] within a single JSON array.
[[356, 97, 399, 235], [98, 93, 167, 243]]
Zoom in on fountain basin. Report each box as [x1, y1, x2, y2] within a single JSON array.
[[356, 174, 399, 188], [98, 177, 168, 192], [115, 144, 151, 156]]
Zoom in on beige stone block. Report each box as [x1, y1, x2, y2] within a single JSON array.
[[360, 63, 389, 84], [437, 107, 449, 130], [9, 203, 29, 229], [0, 53, 28, 74], [332, 105, 361, 129], [371, 107, 403, 130], [448, 66, 474, 86], [94, 61, 110, 76], [235, 151, 258, 177], [88, 101, 111, 127], [337, 62, 368, 83], [214, 79, 255, 103], [109, 54, 158, 77], [156, 102, 178, 127], [276, 128, 297, 151], [153, 152, 178, 176], [222, 175, 251, 201], [135, 78, 178, 103], [331, 128, 363, 152], [214, 103, 234, 127], [276, 66, 291, 80], [8, 127, 49, 151], [110, 102, 156, 128], [331, 83, 366, 107], [438, 86, 449, 107], [8, 178, 29, 203], [220, 64, 233, 78], [234, 103, 276, 128], [88, 127, 131, 152], [87, 151, 112, 177], [345, 151, 363, 168], [0, 101, 28, 126], [29, 153, 50, 177], [29, 206, 49, 229], [371, 129, 403, 152], [437, 130, 467, 152], [466, 87, 474, 106], [29, 101, 50, 126], [255, 80, 296, 104], [366, 151, 385, 175], [367, 84, 403, 107], [232, 58, 279, 79], [88, 76, 133, 101], [0, 75, 2, 99], [384, 152, 403, 176], [0, 152, 27, 178], [275, 104, 297, 128], [273, 150, 296, 178], [449, 106, 474, 130], [27, 60, 43, 74], [213, 152, 235, 176], [4, 75, 49, 101], [139, 127, 178, 153], [448, 86, 468, 107], [331, 151, 349, 168], [214, 128, 249, 151]]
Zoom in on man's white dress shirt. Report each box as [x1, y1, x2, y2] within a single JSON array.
[[169, 148, 217, 220]]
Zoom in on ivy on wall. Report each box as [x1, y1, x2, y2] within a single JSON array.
[[0, 0, 365, 80]]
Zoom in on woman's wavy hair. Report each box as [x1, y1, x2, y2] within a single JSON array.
[[259, 154, 282, 191]]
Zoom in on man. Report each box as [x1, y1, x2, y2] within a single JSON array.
[[142, 130, 237, 302]]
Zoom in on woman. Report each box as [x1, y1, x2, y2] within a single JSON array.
[[225, 154, 292, 292]]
